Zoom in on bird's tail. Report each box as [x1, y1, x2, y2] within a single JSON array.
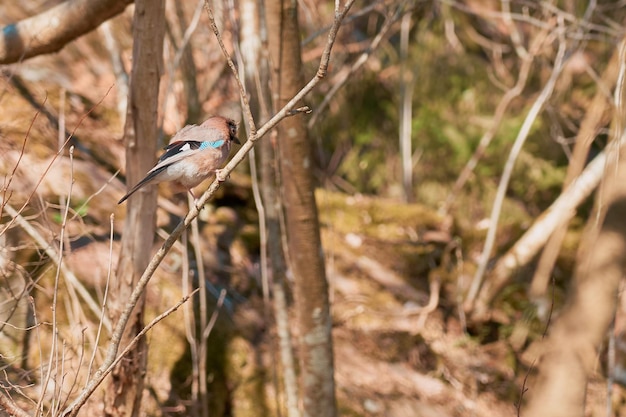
[[118, 178, 151, 204]]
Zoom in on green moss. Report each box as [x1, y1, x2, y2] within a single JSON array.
[[317, 189, 444, 240], [510, 150, 566, 210]]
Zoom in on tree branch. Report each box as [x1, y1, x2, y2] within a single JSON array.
[[0, 0, 133, 65], [0, 391, 31, 417]]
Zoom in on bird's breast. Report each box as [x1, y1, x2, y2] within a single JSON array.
[[166, 148, 228, 188]]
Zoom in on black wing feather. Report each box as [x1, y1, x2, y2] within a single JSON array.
[[159, 141, 203, 162]]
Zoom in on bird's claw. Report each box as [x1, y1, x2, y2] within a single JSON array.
[[215, 169, 229, 182]]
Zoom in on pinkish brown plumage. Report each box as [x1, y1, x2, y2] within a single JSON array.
[[118, 116, 239, 204]]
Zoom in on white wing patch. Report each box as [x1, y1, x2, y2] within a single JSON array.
[[179, 143, 192, 152]]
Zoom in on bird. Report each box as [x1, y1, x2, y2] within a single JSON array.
[[118, 116, 240, 204]]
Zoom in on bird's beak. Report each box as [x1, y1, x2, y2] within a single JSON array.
[[233, 137, 241, 145]]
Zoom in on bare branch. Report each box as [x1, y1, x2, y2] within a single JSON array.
[[0, 0, 133, 65], [107, 290, 200, 380], [0, 391, 31, 417]]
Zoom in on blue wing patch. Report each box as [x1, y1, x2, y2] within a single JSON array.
[[200, 140, 225, 150]]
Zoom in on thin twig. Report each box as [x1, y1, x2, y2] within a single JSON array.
[[87, 213, 115, 380], [516, 358, 536, 417], [0, 264, 32, 336], [69, 169, 120, 224], [38, 145, 75, 415], [201, 289, 227, 340]]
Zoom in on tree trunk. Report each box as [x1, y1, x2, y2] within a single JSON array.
[[265, 0, 337, 415], [104, 1, 164, 416]]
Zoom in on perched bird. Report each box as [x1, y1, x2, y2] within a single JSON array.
[[118, 116, 240, 204]]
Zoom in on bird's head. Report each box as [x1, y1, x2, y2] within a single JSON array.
[[225, 118, 241, 145], [201, 116, 241, 145]]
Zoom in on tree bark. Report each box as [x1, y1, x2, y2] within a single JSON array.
[[104, 1, 164, 416], [0, 0, 133, 65], [266, 0, 337, 416]]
